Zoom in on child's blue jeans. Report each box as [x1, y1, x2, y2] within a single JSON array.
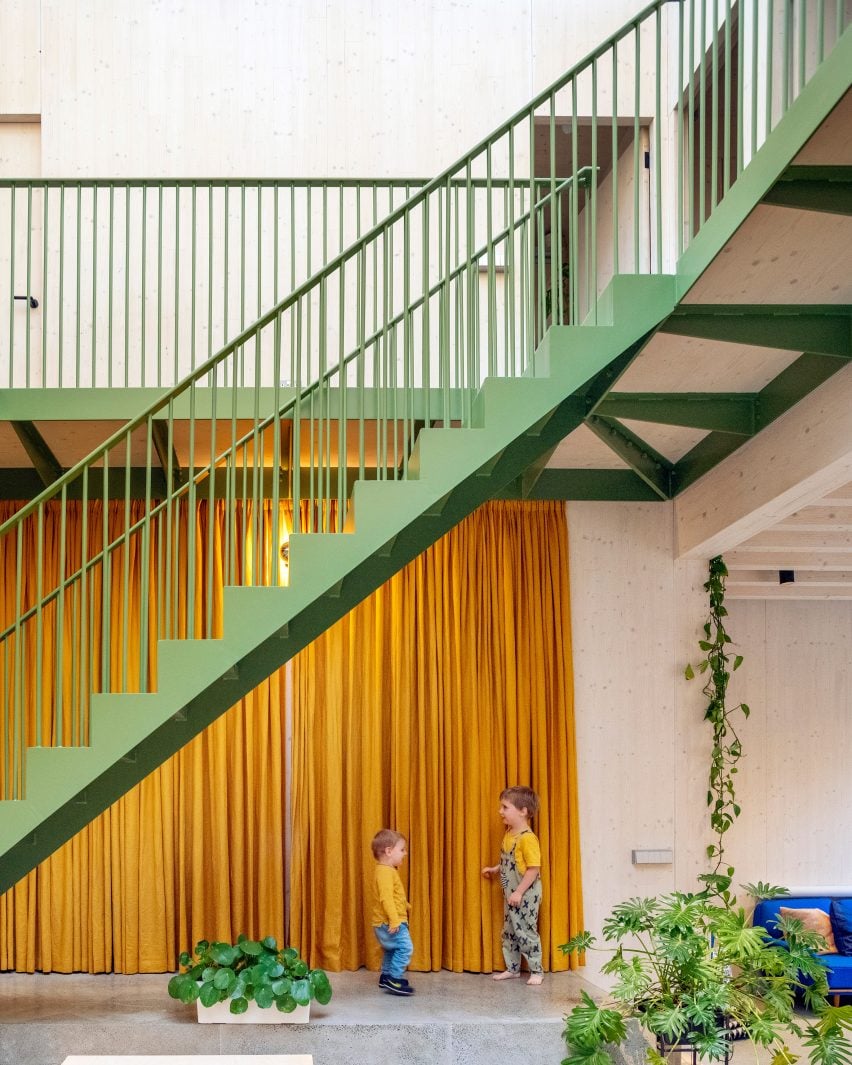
[[373, 922, 414, 979]]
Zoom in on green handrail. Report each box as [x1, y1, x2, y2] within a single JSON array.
[[0, 179, 429, 389], [1, 0, 848, 801], [1, 176, 583, 391]]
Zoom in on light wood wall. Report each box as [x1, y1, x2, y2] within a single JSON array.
[[567, 501, 852, 978], [1, 0, 658, 177], [723, 599, 852, 889]]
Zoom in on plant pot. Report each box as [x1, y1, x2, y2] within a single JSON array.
[[196, 999, 310, 1024]]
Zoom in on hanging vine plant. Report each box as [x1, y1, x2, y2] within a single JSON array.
[[684, 555, 748, 874]]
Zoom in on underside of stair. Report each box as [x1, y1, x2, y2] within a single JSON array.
[[0, 273, 678, 894]]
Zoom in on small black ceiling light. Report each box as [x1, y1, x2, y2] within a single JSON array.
[[779, 570, 795, 585]]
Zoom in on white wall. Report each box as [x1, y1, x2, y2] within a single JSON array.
[[723, 599, 852, 889], [0, 0, 40, 117], [568, 500, 852, 980], [0, 0, 658, 178]]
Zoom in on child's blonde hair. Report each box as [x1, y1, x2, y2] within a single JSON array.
[[371, 828, 405, 859], [500, 785, 539, 819]]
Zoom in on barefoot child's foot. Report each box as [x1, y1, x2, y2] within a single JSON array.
[[527, 973, 543, 986], [492, 970, 520, 980]]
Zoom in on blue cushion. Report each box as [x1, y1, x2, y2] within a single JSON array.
[[818, 952, 852, 990], [754, 897, 833, 938], [831, 899, 852, 955]]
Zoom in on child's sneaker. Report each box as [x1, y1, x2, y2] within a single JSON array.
[[379, 973, 415, 996]]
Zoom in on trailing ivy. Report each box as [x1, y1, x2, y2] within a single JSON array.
[[685, 555, 748, 874]]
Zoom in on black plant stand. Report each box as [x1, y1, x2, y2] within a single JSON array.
[[656, 1038, 732, 1065], [656, 1022, 748, 1065]]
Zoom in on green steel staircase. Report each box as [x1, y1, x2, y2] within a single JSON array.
[[0, 274, 676, 891], [1, 0, 850, 894]]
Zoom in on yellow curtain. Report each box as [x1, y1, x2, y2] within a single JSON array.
[[0, 499, 287, 973], [289, 499, 583, 973]]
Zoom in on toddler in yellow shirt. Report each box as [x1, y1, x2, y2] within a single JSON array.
[[370, 828, 415, 996]]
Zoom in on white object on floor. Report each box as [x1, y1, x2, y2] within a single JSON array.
[[196, 998, 310, 1023], [62, 1057, 313, 1064]]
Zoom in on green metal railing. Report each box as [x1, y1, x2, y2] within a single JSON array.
[[1, 0, 849, 800], [0, 179, 428, 389]]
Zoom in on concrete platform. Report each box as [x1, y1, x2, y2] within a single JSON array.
[[0, 969, 603, 1065]]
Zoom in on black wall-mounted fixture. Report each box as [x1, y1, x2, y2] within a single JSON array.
[[14, 295, 39, 309], [779, 570, 795, 584]]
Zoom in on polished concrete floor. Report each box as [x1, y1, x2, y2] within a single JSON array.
[[0, 968, 818, 1065], [0, 968, 600, 1065]]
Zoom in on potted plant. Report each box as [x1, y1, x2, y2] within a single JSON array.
[[560, 874, 852, 1065], [167, 934, 332, 1023], [560, 558, 852, 1065]]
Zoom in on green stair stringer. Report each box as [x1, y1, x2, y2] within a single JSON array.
[[0, 273, 677, 895]]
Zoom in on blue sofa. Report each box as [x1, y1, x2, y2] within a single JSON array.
[[753, 895, 852, 1006]]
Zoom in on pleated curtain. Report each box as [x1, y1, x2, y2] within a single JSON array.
[[0, 499, 287, 973], [0, 498, 582, 975], [289, 500, 583, 973]]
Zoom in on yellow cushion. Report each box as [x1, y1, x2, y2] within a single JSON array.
[[779, 906, 836, 954]]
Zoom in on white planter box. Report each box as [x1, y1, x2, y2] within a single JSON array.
[[196, 999, 310, 1024]]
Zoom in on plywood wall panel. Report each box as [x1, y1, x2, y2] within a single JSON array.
[[34, 0, 666, 179], [762, 602, 852, 886], [0, 0, 41, 117], [568, 501, 680, 977]]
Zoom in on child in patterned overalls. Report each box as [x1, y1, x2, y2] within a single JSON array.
[[482, 785, 544, 985]]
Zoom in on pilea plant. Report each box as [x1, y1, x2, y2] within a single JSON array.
[[684, 555, 748, 875], [168, 935, 332, 1015]]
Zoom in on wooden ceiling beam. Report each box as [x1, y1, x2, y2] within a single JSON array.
[[675, 360, 852, 559], [725, 550, 852, 571]]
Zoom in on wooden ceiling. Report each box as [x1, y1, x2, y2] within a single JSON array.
[[727, 481, 852, 599]]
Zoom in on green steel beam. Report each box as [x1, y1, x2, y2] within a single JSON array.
[[9, 421, 64, 488], [584, 415, 674, 500], [660, 305, 852, 357], [497, 468, 662, 501], [672, 352, 851, 494], [669, 433, 746, 494], [596, 392, 756, 434], [762, 166, 852, 216], [1, 354, 839, 504], [151, 421, 183, 490], [520, 445, 558, 498], [0, 387, 469, 422], [0, 462, 673, 504], [756, 351, 850, 426], [0, 468, 48, 499]]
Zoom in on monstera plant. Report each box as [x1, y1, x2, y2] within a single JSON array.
[[168, 934, 332, 1016], [561, 875, 852, 1065]]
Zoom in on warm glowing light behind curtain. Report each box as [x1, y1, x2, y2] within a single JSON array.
[[0, 499, 287, 974], [290, 500, 583, 973]]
